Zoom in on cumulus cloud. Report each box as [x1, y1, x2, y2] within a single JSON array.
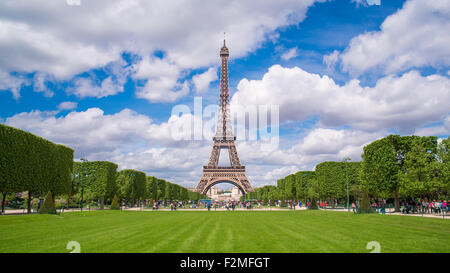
[[67, 59, 133, 98], [232, 65, 450, 133], [339, 0, 450, 75], [0, 0, 322, 98], [5, 108, 152, 156], [133, 56, 190, 102], [3, 105, 387, 187], [192, 67, 218, 94]]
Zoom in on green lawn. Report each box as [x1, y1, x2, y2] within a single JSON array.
[[0, 210, 448, 253]]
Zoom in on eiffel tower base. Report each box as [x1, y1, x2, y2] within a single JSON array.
[[196, 166, 253, 195]]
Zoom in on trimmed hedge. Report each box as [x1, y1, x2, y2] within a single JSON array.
[[0, 124, 74, 196], [315, 161, 361, 201], [116, 169, 146, 202], [73, 161, 118, 203]]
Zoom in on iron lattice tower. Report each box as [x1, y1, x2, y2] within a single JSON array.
[[195, 40, 253, 195]]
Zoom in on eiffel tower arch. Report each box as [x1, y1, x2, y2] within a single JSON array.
[[196, 39, 253, 195]]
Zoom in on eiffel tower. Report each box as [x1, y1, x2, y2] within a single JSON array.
[[195, 39, 253, 195]]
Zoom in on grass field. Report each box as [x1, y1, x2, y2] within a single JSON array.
[[0, 210, 449, 253]]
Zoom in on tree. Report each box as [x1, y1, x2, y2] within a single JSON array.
[[156, 179, 166, 201], [164, 182, 171, 201], [73, 161, 118, 209], [361, 135, 404, 211], [294, 171, 316, 203], [315, 161, 361, 205], [436, 137, 450, 198], [145, 176, 159, 205], [181, 187, 189, 201], [399, 137, 439, 198], [284, 175, 296, 201], [116, 169, 146, 206], [306, 179, 320, 209], [0, 124, 73, 214]]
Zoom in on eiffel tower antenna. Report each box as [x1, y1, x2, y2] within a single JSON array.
[[195, 38, 253, 195]]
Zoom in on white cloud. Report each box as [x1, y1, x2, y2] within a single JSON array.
[[192, 67, 218, 94], [415, 115, 450, 137], [0, 70, 27, 99], [57, 101, 78, 111], [291, 128, 384, 160], [133, 56, 190, 102], [263, 166, 300, 181], [68, 59, 133, 98], [0, 0, 322, 98], [0, 20, 118, 80], [281, 47, 299, 61], [70, 77, 123, 99], [32, 72, 54, 97], [323, 50, 339, 71], [339, 0, 450, 75], [232, 65, 450, 133], [3, 105, 387, 187], [5, 108, 152, 155]]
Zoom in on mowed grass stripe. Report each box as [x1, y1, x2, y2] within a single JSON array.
[[0, 210, 449, 253]]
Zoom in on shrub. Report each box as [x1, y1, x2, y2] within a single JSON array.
[[110, 195, 120, 210], [358, 191, 373, 214], [38, 191, 56, 214]]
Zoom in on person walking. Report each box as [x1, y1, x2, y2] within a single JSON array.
[[351, 202, 356, 214]]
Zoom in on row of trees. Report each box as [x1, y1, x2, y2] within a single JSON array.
[[0, 124, 205, 213], [244, 135, 449, 212], [71, 163, 206, 209], [0, 124, 73, 213], [360, 135, 449, 211]]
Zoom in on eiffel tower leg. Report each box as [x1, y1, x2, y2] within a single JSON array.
[[207, 143, 220, 167], [228, 142, 241, 167]]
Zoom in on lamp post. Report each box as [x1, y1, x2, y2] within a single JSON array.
[[302, 173, 307, 209], [343, 157, 351, 212], [130, 173, 136, 208], [80, 158, 88, 212]]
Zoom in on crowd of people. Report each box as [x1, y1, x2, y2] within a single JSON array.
[[148, 199, 448, 217], [399, 200, 448, 215]]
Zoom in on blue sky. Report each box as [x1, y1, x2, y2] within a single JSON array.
[[0, 0, 449, 188]]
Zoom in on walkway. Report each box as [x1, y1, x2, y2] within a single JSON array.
[[320, 207, 449, 219]]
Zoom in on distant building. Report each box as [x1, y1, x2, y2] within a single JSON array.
[[207, 186, 242, 201]]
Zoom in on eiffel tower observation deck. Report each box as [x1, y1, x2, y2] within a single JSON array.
[[195, 39, 253, 195]]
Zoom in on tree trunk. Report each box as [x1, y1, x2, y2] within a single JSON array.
[[1, 192, 7, 214], [67, 193, 71, 209], [100, 196, 104, 210], [27, 191, 32, 214], [394, 188, 400, 212]]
